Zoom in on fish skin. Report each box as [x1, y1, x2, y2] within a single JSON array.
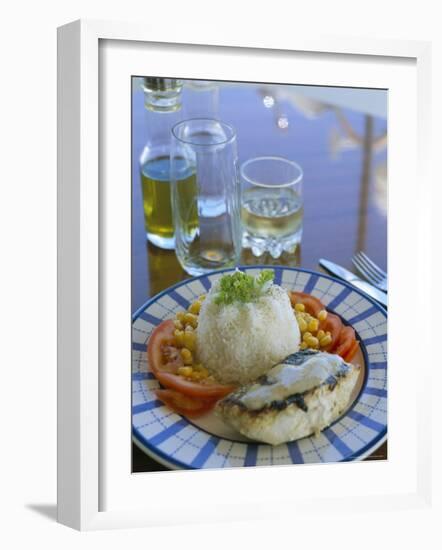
[[217, 351, 360, 446]]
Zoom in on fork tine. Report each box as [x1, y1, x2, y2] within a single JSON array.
[[355, 253, 383, 283], [359, 251, 387, 279], [352, 257, 378, 285]]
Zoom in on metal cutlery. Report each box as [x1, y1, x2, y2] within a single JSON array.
[[351, 251, 388, 292], [319, 258, 388, 308]]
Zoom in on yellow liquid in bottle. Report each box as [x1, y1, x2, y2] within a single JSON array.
[[141, 156, 198, 247]]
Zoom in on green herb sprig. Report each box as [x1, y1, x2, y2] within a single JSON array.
[[213, 270, 274, 305]]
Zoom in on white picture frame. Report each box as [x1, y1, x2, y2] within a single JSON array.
[[57, 19, 433, 531]]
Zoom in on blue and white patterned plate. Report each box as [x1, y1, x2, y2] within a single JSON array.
[[132, 266, 387, 469]]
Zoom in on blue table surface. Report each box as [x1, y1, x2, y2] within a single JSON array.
[[132, 81, 387, 314]]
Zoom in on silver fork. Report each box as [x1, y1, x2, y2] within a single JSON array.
[[352, 251, 388, 292]]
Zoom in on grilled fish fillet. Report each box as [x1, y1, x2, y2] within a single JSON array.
[[217, 350, 360, 446]]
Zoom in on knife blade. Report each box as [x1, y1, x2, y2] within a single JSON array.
[[319, 259, 388, 308]]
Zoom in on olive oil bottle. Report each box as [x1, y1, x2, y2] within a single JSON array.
[[139, 78, 184, 249]]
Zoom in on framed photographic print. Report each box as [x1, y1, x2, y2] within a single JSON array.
[[57, 19, 432, 530]]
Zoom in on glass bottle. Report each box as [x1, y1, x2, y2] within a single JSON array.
[[139, 78, 183, 249], [182, 80, 220, 119]]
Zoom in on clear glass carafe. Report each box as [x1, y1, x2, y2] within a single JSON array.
[[170, 118, 241, 275]]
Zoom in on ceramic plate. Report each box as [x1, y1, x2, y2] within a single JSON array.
[[132, 266, 387, 469]]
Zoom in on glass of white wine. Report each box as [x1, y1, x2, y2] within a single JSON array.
[[240, 156, 304, 259]]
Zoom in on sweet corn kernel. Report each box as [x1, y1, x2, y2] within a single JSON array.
[[300, 341, 308, 350], [183, 330, 196, 352], [176, 311, 186, 322], [295, 303, 305, 312], [318, 309, 328, 322], [191, 367, 209, 380], [319, 334, 332, 347], [184, 324, 194, 332], [298, 318, 308, 333], [188, 301, 201, 315], [326, 331, 331, 338], [303, 331, 312, 341], [173, 329, 185, 347], [317, 329, 325, 340], [174, 319, 184, 330], [178, 366, 193, 377], [306, 336, 319, 349], [184, 312, 198, 328], [308, 318, 319, 333], [180, 347, 193, 365], [198, 294, 206, 301]]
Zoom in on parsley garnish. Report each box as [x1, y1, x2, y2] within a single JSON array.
[[213, 270, 274, 305]]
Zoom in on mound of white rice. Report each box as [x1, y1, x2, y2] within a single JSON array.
[[196, 282, 300, 385]]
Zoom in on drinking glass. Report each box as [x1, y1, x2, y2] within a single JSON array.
[[240, 156, 304, 258], [170, 118, 242, 275]]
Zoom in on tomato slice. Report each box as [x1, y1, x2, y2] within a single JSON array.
[[343, 340, 359, 363], [155, 389, 216, 418], [289, 291, 324, 317], [147, 319, 235, 399], [335, 325, 356, 358], [319, 312, 343, 352], [147, 319, 182, 375], [154, 371, 235, 399]]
